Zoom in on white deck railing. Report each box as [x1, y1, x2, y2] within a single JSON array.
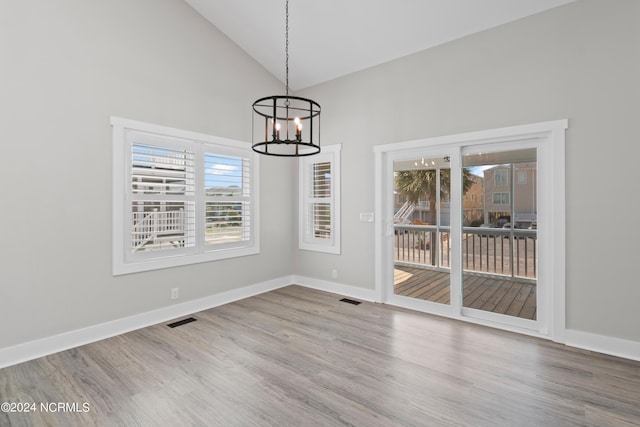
[[394, 225, 536, 280], [393, 201, 415, 224], [132, 209, 185, 252]]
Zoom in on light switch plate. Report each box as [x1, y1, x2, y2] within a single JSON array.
[[360, 212, 374, 222]]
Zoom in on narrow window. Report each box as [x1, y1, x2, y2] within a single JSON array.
[[299, 144, 341, 254], [494, 169, 508, 186], [518, 170, 528, 185]]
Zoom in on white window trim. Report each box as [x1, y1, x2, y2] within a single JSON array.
[[298, 144, 341, 254], [112, 117, 259, 275]]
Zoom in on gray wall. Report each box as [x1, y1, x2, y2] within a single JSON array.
[[0, 0, 294, 348], [295, 0, 640, 343], [1, 0, 638, 353]]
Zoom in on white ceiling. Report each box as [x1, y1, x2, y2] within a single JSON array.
[[184, 0, 575, 91]]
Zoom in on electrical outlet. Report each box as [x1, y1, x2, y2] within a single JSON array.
[[331, 269, 338, 279], [171, 288, 179, 300]]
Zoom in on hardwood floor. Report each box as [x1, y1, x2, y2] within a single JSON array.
[[1, 285, 639, 426], [394, 265, 537, 320]]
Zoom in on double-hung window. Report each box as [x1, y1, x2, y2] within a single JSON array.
[[299, 144, 341, 254], [494, 169, 508, 186], [112, 117, 259, 275], [493, 191, 510, 205]]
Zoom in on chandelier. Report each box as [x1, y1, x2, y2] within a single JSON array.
[[252, 0, 321, 157]]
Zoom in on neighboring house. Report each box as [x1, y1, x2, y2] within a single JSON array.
[[394, 174, 484, 226], [393, 189, 434, 224], [482, 163, 537, 227], [462, 175, 484, 226]]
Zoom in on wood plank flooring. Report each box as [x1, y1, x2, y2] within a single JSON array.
[[1, 285, 639, 426], [394, 266, 537, 320]]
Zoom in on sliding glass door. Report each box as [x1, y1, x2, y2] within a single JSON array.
[[382, 144, 541, 330], [461, 149, 538, 324], [376, 120, 566, 337], [392, 156, 451, 307]]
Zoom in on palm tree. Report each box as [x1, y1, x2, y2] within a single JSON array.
[[395, 167, 475, 264], [395, 168, 474, 222]]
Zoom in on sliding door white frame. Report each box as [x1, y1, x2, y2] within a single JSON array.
[[374, 120, 567, 341]]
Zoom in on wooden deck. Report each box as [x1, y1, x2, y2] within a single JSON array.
[[394, 265, 537, 320]]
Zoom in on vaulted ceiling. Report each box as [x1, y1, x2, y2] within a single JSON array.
[[185, 0, 575, 90]]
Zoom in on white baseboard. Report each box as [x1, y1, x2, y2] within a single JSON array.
[[292, 275, 377, 302], [564, 329, 640, 362], [0, 276, 293, 369]]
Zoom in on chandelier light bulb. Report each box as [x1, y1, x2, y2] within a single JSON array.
[[275, 122, 281, 139]]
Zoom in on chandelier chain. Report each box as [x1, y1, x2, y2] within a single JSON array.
[[285, 0, 289, 97], [251, 0, 321, 157]]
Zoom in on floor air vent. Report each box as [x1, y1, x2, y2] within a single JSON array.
[[340, 298, 362, 305], [167, 317, 197, 328]]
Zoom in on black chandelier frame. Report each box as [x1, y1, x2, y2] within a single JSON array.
[[252, 95, 321, 157]]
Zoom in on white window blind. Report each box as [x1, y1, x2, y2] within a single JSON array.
[[307, 161, 332, 240], [299, 144, 341, 254], [130, 140, 196, 254], [112, 117, 259, 275], [204, 152, 252, 247]]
